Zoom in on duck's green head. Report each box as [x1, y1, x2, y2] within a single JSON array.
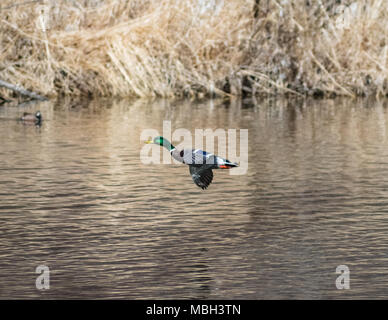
[[145, 136, 175, 150]]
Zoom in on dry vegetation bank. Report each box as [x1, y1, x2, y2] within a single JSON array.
[[0, 0, 388, 99]]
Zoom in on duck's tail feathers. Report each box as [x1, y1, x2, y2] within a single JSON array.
[[219, 160, 239, 169]]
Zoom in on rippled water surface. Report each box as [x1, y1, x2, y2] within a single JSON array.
[[1, 97, 388, 299]]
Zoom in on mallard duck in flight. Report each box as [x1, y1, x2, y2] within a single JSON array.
[[145, 136, 238, 189]]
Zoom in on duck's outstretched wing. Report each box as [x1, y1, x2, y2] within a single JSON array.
[[189, 165, 214, 190]]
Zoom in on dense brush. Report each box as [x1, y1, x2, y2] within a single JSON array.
[[0, 0, 387, 99]]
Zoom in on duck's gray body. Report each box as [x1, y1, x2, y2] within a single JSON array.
[[171, 148, 218, 166], [20, 111, 42, 124]]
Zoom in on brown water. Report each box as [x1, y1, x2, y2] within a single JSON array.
[[1, 97, 388, 299]]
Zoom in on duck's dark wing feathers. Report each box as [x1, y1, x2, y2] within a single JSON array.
[[189, 165, 213, 189]]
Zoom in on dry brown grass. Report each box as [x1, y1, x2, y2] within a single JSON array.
[[1, 0, 388, 99]]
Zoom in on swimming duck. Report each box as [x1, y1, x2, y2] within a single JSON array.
[[20, 111, 42, 124], [145, 136, 238, 189]]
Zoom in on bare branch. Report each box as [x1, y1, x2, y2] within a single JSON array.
[[0, 79, 47, 101]]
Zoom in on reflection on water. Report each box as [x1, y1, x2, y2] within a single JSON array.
[[1, 97, 388, 299]]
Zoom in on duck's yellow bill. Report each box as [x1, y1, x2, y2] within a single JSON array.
[[145, 140, 153, 144]]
